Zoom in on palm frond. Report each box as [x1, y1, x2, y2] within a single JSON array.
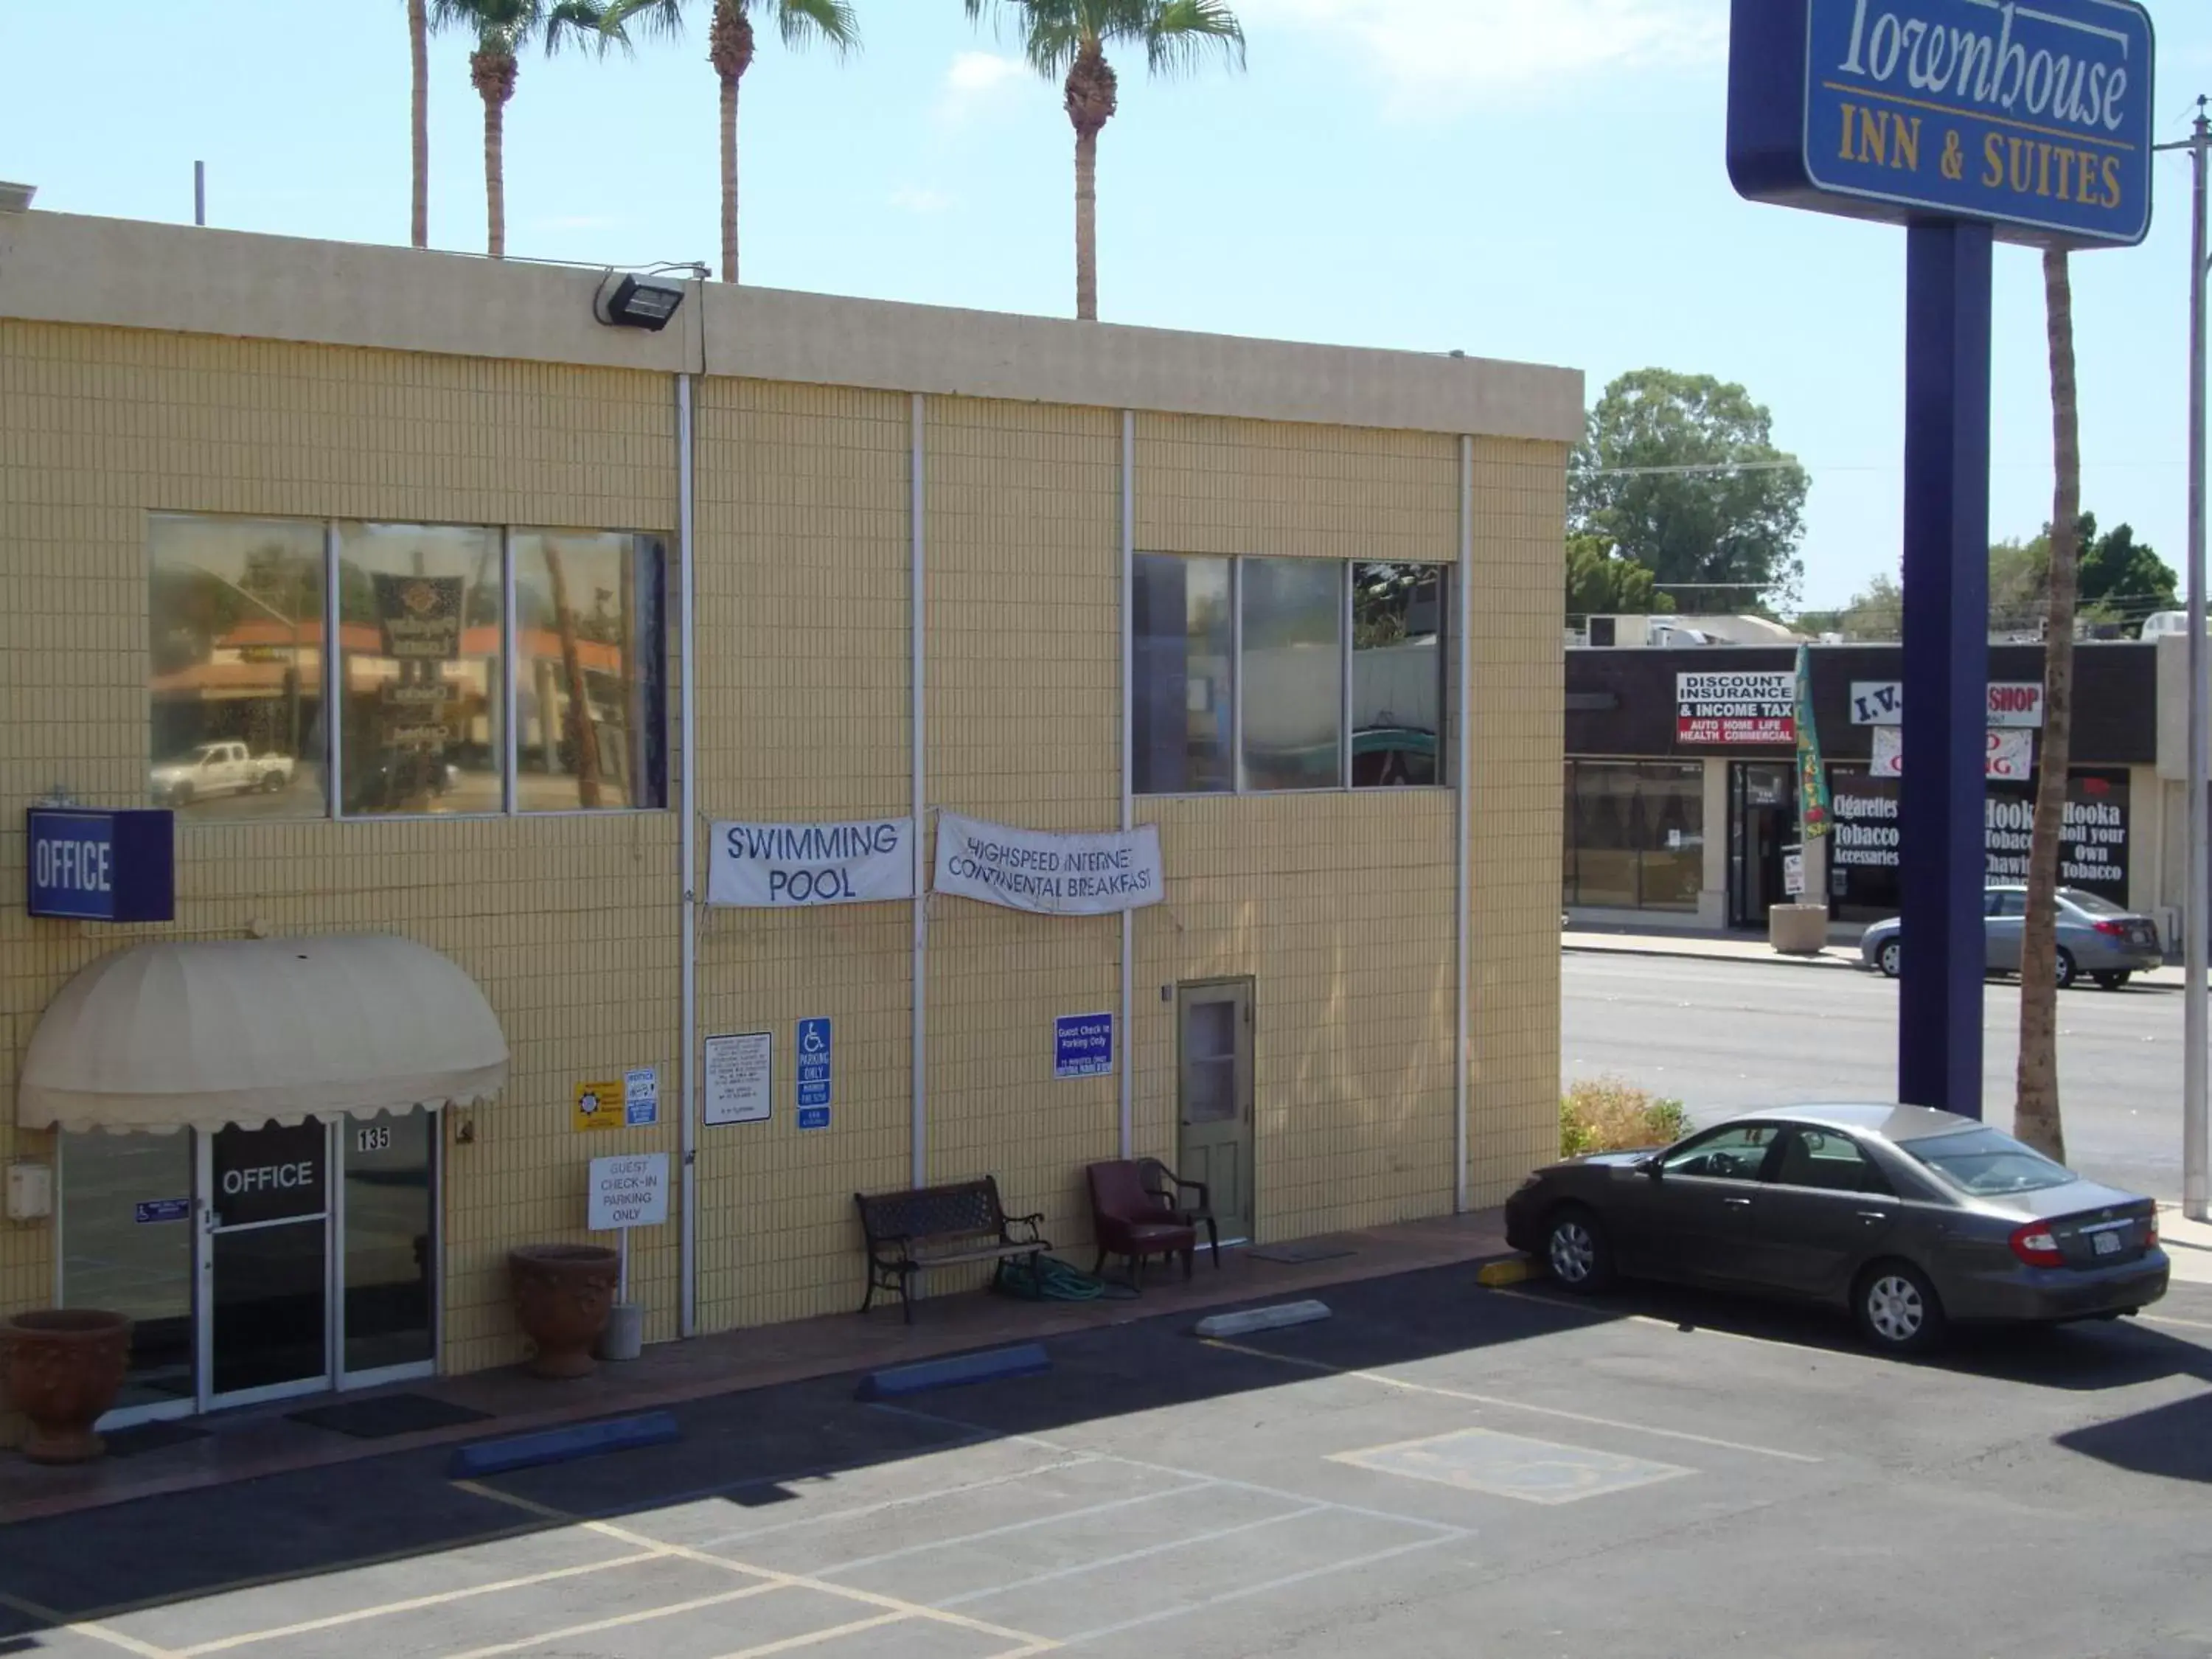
[[773, 0, 860, 52], [599, 0, 689, 43], [545, 0, 629, 54], [1143, 0, 1243, 76]]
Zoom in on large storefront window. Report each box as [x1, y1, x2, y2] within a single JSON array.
[[1133, 554, 1234, 794], [147, 514, 668, 820], [1563, 761, 1703, 913], [148, 515, 328, 820]]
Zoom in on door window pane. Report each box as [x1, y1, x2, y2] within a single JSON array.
[[1774, 1129, 1893, 1195], [1662, 1123, 1778, 1180], [1352, 563, 1445, 787], [337, 524, 502, 816], [1133, 554, 1233, 794], [512, 532, 667, 812], [149, 515, 327, 820], [343, 1108, 434, 1375], [60, 1132, 195, 1412], [1183, 998, 1240, 1124], [1240, 558, 1343, 791]]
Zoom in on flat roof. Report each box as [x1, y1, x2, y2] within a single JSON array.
[[0, 209, 1584, 445]]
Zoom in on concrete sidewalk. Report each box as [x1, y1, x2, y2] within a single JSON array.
[[2158, 1206, 2212, 1287], [1565, 925, 2185, 989]]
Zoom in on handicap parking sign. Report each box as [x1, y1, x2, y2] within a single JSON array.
[[796, 1018, 832, 1126]]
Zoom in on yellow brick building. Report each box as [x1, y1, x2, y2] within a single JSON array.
[[0, 201, 1574, 1428]]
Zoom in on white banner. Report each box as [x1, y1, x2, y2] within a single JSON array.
[[1871, 726, 2034, 779], [933, 813, 1164, 917], [707, 818, 915, 908]]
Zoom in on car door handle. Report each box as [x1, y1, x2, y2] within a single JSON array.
[[1857, 1211, 1891, 1223], [1722, 1196, 1753, 1208]]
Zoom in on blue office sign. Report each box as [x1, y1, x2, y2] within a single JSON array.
[[1728, 0, 2155, 246], [27, 809, 175, 922]]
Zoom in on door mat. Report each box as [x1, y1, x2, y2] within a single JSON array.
[[101, 1421, 212, 1459], [288, 1394, 494, 1439], [1244, 1241, 1355, 1265]]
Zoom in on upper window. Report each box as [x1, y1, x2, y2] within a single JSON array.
[[1771, 1128, 1893, 1196], [150, 515, 667, 820], [1660, 1123, 1778, 1182], [1133, 553, 1450, 796]]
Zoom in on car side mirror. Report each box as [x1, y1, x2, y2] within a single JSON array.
[[1632, 1155, 1662, 1179]]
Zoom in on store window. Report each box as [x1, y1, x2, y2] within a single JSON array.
[[1352, 563, 1446, 787], [148, 515, 328, 820], [1562, 760, 1703, 913], [1241, 558, 1344, 791], [1133, 554, 1234, 794], [147, 514, 668, 820]]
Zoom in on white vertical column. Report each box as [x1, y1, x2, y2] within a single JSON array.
[[677, 372, 700, 1337], [500, 526, 518, 815], [1455, 436, 1475, 1215], [912, 393, 930, 1190], [1120, 409, 1136, 1160]]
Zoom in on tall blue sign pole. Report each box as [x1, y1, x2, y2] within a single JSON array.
[[1728, 0, 2154, 1119]]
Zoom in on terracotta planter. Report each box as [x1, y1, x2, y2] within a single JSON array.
[[2, 1310, 133, 1465], [509, 1245, 620, 1379]]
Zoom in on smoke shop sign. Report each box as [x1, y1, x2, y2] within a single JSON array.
[[1831, 770, 2130, 901], [1848, 680, 2044, 727], [1728, 0, 2156, 247], [1677, 672, 1796, 746]]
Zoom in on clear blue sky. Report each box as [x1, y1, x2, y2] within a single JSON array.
[[5, 1, 2208, 611]]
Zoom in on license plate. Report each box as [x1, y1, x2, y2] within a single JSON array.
[[2093, 1231, 2122, 1257]]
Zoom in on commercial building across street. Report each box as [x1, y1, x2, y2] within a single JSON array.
[[0, 202, 1576, 1436], [1565, 639, 2167, 935]]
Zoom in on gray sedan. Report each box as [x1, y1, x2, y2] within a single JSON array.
[[1860, 885, 2163, 990], [1502, 1104, 2168, 1353]]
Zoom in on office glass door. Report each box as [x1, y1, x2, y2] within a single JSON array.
[[198, 1119, 333, 1409]]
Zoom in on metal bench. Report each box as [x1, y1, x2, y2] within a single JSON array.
[[854, 1177, 1050, 1323]]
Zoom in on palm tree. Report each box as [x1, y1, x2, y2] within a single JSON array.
[[434, 0, 619, 259], [2016, 247, 2081, 1163], [967, 0, 1244, 321], [409, 0, 434, 246], [603, 0, 860, 283]]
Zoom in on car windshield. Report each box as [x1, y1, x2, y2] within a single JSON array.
[[1901, 1126, 2075, 1196], [2059, 888, 2127, 918]]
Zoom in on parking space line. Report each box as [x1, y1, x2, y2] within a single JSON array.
[[452, 1480, 1059, 1652], [936, 1504, 1328, 1610], [1200, 1338, 1824, 1464], [1055, 1536, 1459, 1646], [806, 1484, 1213, 1579], [173, 1550, 665, 1655], [696, 1455, 1102, 1549], [2139, 1312, 2212, 1333], [707, 1611, 910, 1658], [443, 1581, 788, 1659], [0, 1593, 178, 1659]]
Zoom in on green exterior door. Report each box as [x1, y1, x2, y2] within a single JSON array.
[[1177, 979, 1254, 1242]]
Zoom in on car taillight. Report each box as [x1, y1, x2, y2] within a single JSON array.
[[2145, 1215, 2160, 1248], [2009, 1225, 2065, 1267], [2093, 919, 2128, 937]]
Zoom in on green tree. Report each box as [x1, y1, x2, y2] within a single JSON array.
[[966, 0, 1245, 321], [1801, 572, 1904, 641], [1569, 369, 1811, 613], [434, 0, 621, 258], [1565, 535, 1669, 619], [1988, 515, 2174, 634], [604, 0, 860, 284]]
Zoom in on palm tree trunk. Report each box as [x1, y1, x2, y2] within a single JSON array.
[[470, 46, 517, 260], [2017, 248, 2081, 1163], [409, 0, 430, 248], [720, 71, 740, 283], [1074, 127, 1099, 321]]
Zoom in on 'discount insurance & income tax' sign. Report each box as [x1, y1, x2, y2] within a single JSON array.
[[1728, 0, 2155, 247]]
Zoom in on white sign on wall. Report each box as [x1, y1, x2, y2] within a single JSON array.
[[588, 1152, 669, 1231], [703, 1031, 773, 1127], [1849, 681, 2045, 728], [933, 813, 1164, 917], [707, 819, 916, 908], [1871, 726, 2034, 780]]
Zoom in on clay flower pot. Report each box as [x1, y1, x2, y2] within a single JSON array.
[[509, 1245, 620, 1379], [1, 1310, 133, 1465]]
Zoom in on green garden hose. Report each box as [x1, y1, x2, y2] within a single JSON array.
[[993, 1255, 1138, 1302]]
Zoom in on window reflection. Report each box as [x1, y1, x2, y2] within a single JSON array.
[[148, 515, 327, 819], [1133, 554, 1233, 794], [1352, 563, 1445, 787], [336, 524, 503, 816], [1239, 558, 1343, 792], [511, 532, 667, 812]]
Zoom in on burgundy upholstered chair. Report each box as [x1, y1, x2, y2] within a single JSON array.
[[1086, 1160, 1197, 1290]]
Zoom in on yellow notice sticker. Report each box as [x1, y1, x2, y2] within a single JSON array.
[[573, 1080, 625, 1133]]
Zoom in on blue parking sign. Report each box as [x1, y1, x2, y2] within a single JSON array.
[[796, 1018, 832, 1127]]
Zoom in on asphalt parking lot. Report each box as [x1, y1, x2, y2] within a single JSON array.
[[7, 1265, 2212, 1659]]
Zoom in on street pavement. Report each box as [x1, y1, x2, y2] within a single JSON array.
[[6, 1266, 2212, 1659], [1565, 950, 2185, 1200]]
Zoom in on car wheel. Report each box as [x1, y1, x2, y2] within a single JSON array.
[[262, 770, 285, 792], [1543, 1206, 1615, 1294], [1854, 1261, 1946, 1354], [169, 782, 193, 807], [2093, 970, 2132, 991], [1877, 940, 1902, 979], [2053, 948, 2078, 990]]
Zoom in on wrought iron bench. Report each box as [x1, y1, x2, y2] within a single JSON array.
[[854, 1177, 1050, 1323]]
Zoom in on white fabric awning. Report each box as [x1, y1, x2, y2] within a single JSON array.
[[20, 935, 509, 1135]]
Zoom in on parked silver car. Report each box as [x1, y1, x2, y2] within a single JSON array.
[[1860, 885, 2163, 990]]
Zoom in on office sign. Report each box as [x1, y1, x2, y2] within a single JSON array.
[[796, 1017, 832, 1130], [1676, 672, 1796, 746], [1848, 680, 2044, 727], [707, 818, 915, 909], [933, 814, 1164, 916], [588, 1152, 669, 1231], [1054, 1013, 1115, 1079], [1871, 725, 2034, 778], [26, 809, 175, 922], [211, 1121, 324, 1228], [703, 1032, 771, 1127], [1728, 0, 2157, 247]]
